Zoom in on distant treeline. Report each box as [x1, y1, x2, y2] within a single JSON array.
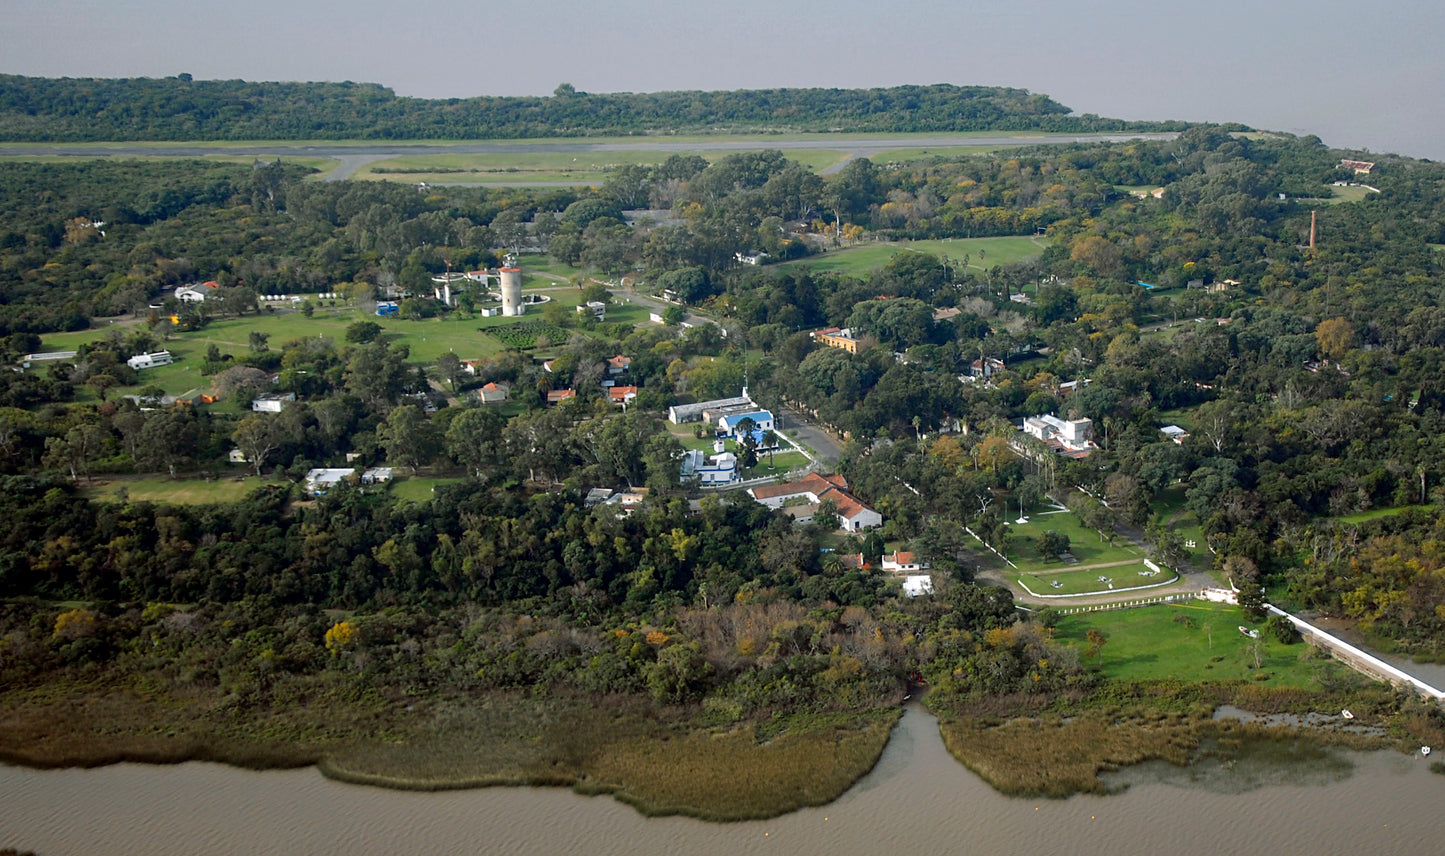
[[0, 76, 1188, 141]]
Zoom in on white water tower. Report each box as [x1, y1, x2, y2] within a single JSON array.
[[500, 266, 523, 316]]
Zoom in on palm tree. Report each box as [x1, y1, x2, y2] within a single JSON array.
[[762, 429, 778, 468]]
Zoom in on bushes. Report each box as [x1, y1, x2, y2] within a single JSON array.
[[488, 321, 570, 350]]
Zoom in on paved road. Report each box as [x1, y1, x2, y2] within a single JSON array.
[[0, 132, 1178, 182], [774, 405, 845, 467]]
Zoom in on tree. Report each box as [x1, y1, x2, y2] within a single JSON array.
[[137, 409, 198, 477], [44, 423, 107, 483], [1085, 628, 1108, 666], [444, 407, 506, 479], [248, 331, 270, 353], [1314, 317, 1356, 360], [1039, 530, 1070, 558], [231, 413, 283, 478], [435, 352, 465, 391], [378, 405, 437, 473], [661, 304, 685, 326], [345, 321, 382, 344]]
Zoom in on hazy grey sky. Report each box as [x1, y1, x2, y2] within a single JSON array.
[[5, 0, 1443, 158]]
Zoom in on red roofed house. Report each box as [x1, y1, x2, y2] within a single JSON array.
[[748, 472, 882, 532], [546, 389, 576, 406], [607, 355, 632, 376], [478, 382, 509, 404], [881, 551, 926, 573], [608, 385, 638, 406]]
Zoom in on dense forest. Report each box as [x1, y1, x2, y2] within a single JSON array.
[[0, 76, 1189, 141], [3, 108, 1445, 803]]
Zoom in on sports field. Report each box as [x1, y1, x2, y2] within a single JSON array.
[[1018, 564, 1175, 597]]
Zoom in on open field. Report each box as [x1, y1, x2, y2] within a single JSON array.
[[1054, 601, 1357, 686], [85, 474, 271, 504], [356, 148, 850, 184], [776, 236, 1049, 277], [865, 146, 1006, 162]]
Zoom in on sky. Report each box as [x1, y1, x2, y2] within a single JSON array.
[[4, 0, 1444, 159]]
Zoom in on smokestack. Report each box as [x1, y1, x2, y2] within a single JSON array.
[[1310, 210, 1317, 250]]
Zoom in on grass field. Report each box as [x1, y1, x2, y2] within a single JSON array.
[[1003, 504, 1145, 571], [389, 475, 467, 503], [1334, 504, 1435, 524], [40, 288, 647, 397], [1019, 565, 1173, 596], [1152, 484, 1209, 566], [85, 474, 271, 504], [865, 146, 1006, 162], [1054, 601, 1354, 687], [776, 235, 1049, 277], [355, 148, 851, 184]]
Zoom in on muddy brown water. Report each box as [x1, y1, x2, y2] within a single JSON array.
[[3, 705, 1442, 855]]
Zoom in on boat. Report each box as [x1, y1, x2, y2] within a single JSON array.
[[1238, 625, 1260, 638], [1342, 709, 1354, 720], [1424, 746, 1432, 756]]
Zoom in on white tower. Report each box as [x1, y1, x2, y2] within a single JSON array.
[[500, 266, 523, 316]]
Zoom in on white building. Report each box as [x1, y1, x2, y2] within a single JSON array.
[[304, 467, 356, 495], [718, 409, 774, 438], [1022, 414, 1097, 456], [126, 351, 174, 371], [251, 392, 296, 412], [902, 575, 935, 597], [681, 449, 739, 486]]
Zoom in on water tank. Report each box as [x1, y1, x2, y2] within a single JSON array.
[[500, 267, 523, 316]]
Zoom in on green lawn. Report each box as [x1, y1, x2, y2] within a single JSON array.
[[85, 474, 272, 504], [1019, 564, 1173, 596], [1152, 484, 1209, 566], [1004, 506, 1144, 571], [389, 475, 467, 503], [776, 235, 1049, 277], [1054, 601, 1359, 688], [1334, 504, 1436, 524]]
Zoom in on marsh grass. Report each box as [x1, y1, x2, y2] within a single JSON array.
[[322, 701, 899, 821], [936, 711, 1390, 798], [1, 679, 897, 822]]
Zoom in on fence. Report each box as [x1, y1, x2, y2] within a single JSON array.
[[1049, 592, 1198, 616]]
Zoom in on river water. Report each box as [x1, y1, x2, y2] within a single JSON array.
[[3, 704, 1441, 856]]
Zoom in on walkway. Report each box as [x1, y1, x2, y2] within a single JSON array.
[[1266, 605, 1445, 701]]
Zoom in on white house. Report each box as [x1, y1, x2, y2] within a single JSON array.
[[126, 351, 174, 371], [477, 382, 510, 404], [360, 467, 393, 485], [175, 281, 220, 303], [304, 467, 356, 495], [1160, 425, 1190, 444], [1022, 413, 1097, 456], [748, 473, 883, 532], [881, 551, 927, 573], [718, 409, 774, 438], [577, 301, 607, 321], [681, 449, 739, 486], [251, 392, 296, 412]]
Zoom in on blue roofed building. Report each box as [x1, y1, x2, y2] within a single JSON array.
[[717, 409, 774, 438]]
